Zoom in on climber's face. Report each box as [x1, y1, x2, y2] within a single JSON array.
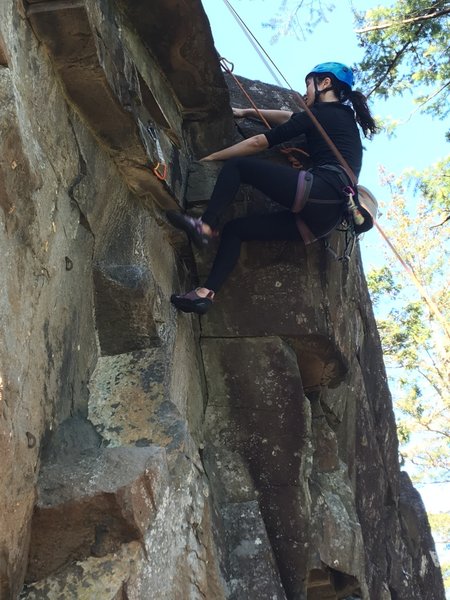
[[305, 76, 334, 106], [305, 77, 316, 107]]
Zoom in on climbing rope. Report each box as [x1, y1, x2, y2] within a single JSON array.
[[222, 0, 292, 89], [219, 57, 271, 129], [374, 221, 450, 341]]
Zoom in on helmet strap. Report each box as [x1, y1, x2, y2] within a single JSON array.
[[313, 77, 334, 103]]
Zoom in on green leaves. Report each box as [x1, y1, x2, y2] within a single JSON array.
[[402, 156, 450, 213], [355, 0, 450, 132], [367, 166, 450, 484], [367, 266, 401, 303], [377, 302, 429, 368], [261, 0, 335, 43]]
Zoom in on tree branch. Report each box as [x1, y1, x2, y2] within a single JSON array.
[[366, 23, 423, 98], [405, 80, 450, 121], [366, 35, 419, 97], [431, 213, 450, 228], [355, 7, 450, 33]]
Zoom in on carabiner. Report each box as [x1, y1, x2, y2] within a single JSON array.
[[219, 57, 235, 73], [343, 185, 355, 197], [153, 162, 168, 181]]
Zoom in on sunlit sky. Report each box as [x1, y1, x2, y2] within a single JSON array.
[[201, 0, 449, 580]]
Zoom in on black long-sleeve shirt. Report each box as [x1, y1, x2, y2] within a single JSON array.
[[264, 102, 362, 178]]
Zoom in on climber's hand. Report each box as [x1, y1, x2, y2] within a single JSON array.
[[232, 107, 248, 119]]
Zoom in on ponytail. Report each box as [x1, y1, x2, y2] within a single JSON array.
[[314, 73, 379, 139], [346, 90, 378, 139]]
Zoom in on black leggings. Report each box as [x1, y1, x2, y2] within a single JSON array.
[[201, 157, 341, 293], [204, 211, 300, 292], [202, 157, 299, 227]]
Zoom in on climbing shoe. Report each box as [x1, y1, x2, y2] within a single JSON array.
[[166, 211, 212, 249], [170, 288, 214, 315]]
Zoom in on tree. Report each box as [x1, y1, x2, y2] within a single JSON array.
[[261, 1, 450, 135], [428, 512, 450, 589], [352, 1, 450, 482], [401, 155, 450, 217], [260, 0, 334, 43], [367, 166, 450, 483], [354, 1, 450, 138]]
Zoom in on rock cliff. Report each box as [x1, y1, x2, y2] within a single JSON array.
[[0, 1, 445, 599]]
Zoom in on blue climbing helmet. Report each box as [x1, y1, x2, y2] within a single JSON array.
[[306, 62, 354, 89]]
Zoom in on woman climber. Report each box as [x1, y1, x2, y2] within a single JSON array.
[[166, 62, 378, 315]]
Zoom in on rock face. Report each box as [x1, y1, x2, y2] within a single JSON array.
[[0, 1, 445, 599]]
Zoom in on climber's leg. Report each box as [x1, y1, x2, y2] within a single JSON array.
[[170, 211, 300, 314], [166, 158, 299, 247], [204, 210, 300, 292], [201, 157, 299, 228]]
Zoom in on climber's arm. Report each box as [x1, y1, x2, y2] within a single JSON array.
[[200, 134, 269, 161], [233, 107, 292, 126]]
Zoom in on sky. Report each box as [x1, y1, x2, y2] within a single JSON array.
[[201, 0, 449, 585]]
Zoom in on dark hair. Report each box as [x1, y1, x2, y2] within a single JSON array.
[[314, 74, 379, 139]]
